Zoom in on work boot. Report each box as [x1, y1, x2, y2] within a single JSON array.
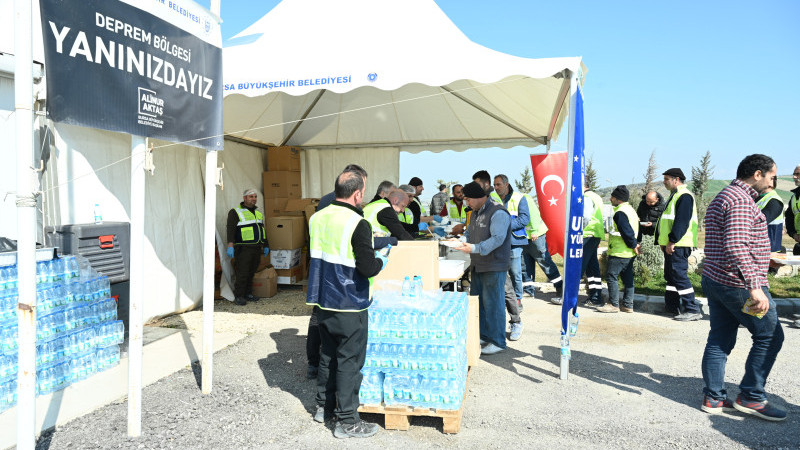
[[333, 419, 380, 438], [234, 296, 247, 306], [245, 293, 261, 302], [509, 323, 523, 341], [596, 304, 619, 313]]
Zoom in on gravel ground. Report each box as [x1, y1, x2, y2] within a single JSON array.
[[32, 287, 800, 449]]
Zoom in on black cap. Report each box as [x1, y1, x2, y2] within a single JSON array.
[[409, 177, 424, 187], [662, 168, 686, 181], [438, 184, 447, 191], [611, 185, 630, 202], [462, 181, 488, 199]]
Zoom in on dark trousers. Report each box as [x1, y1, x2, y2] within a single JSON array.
[[663, 247, 700, 314], [306, 306, 321, 367], [316, 308, 368, 424], [606, 256, 635, 308], [581, 237, 602, 304], [233, 245, 262, 297]]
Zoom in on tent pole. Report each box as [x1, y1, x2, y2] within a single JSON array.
[[201, 149, 217, 395], [127, 135, 146, 437], [560, 71, 578, 380], [201, 0, 222, 397], [14, 0, 36, 446]]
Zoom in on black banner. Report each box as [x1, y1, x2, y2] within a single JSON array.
[[39, 0, 223, 150]]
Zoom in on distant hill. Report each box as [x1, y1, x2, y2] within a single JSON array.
[[591, 175, 795, 206]]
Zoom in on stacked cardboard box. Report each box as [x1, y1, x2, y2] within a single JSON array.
[[267, 216, 306, 284], [263, 146, 302, 221]]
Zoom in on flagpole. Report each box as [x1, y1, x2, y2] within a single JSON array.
[[560, 71, 579, 380]]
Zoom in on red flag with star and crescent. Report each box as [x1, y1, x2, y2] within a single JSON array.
[[530, 152, 569, 257]]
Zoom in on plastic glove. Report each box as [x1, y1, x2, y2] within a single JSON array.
[[418, 222, 429, 231], [264, 246, 270, 257], [226, 247, 234, 258], [432, 227, 446, 237], [375, 250, 389, 269], [432, 215, 443, 223]]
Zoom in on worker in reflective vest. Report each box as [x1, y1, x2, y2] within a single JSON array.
[[582, 183, 605, 307], [226, 189, 270, 306], [654, 168, 701, 321], [363, 190, 413, 240], [441, 184, 467, 223], [306, 169, 387, 438], [785, 164, 800, 255], [598, 186, 641, 313], [491, 175, 529, 341], [518, 192, 563, 300], [756, 183, 785, 252]]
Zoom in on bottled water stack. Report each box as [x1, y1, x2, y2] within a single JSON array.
[[0, 256, 125, 412], [360, 289, 469, 411]]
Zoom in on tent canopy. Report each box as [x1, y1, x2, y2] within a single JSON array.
[[222, 0, 586, 155]]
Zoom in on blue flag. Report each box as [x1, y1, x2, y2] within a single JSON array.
[[561, 86, 585, 335]]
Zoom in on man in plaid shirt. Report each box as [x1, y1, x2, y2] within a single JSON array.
[[700, 154, 786, 422]]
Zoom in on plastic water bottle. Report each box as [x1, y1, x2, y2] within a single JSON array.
[[560, 334, 571, 361], [569, 312, 579, 337], [413, 275, 422, 298], [93, 203, 103, 225], [402, 276, 412, 296], [0, 268, 7, 292]]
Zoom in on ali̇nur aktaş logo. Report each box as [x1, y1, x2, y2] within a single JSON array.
[[368, 73, 378, 82], [137, 87, 165, 129]]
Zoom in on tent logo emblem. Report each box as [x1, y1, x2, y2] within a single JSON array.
[[367, 73, 378, 82], [204, 19, 212, 34]]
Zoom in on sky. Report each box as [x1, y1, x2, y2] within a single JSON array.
[[203, 0, 799, 201]]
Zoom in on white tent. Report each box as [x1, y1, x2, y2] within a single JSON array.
[[2, 0, 586, 322], [223, 0, 585, 197]]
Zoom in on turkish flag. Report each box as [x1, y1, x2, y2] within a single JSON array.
[[530, 152, 568, 257]]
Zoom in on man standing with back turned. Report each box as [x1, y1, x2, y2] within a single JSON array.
[[655, 168, 702, 321], [306, 167, 388, 438], [700, 154, 785, 422]]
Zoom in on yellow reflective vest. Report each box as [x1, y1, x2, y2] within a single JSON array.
[[608, 203, 639, 258], [656, 185, 698, 247], [233, 207, 266, 245]]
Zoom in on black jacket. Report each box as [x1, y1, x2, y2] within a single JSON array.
[[636, 192, 664, 239]]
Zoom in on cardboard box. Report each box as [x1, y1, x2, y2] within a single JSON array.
[[263, 171, 302, 199], [267, 146, 301, 172], [251, 266, 278, 298], [276, 265, 304, 284], [267, 216, 306, 250], [263, 197, 288, 219], [304, 204, 317, 226], [373, 241, 439, 292], [270, 248, 302, 269], [284, 198, 319, 213]]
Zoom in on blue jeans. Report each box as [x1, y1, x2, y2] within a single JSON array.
[[606, 256, 634, 308], [700, 276, 784, 402], [471, 269, 506, 349], [522, 235, 562, 295]]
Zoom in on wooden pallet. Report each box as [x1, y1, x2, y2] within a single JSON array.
[[358, 368, 471, 434]]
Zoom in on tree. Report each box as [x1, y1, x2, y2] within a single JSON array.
[[643, 150, 658, 195], [690, 150, 714, 230], [635, 149, 658, 209], [585, 155, 599, 191], [514, 167, 534, 194]]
